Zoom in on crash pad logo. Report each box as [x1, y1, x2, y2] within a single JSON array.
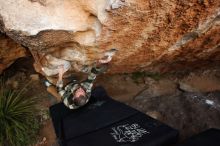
[[110, 123, 149, 143]]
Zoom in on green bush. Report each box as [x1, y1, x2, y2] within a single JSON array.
[[0, 80, 39, 146]]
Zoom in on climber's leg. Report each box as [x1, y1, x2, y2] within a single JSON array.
[[56, 65, 65, 88]]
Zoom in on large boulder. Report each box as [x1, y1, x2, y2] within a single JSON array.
[[0, 0, 219, 76], [0, 33, 27, 74]]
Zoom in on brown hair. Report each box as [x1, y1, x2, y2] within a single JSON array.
[[73, 95, 87, 106]]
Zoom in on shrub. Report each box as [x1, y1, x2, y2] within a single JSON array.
[[0, 80, 39, 146]]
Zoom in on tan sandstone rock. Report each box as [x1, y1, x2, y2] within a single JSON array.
[[0, 34, 27, 74], [179, 71, 220, 92], [0, 0, 219, 76]]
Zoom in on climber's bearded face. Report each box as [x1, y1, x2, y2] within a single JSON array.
[[72, 87, 87, 106], [74, 87, 86, 98]]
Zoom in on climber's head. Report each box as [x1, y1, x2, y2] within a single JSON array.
[[72, 87, 87, 106]]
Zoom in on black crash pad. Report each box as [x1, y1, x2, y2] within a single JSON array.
[[49, 87, 179, 146], [177, 128, 220, 146]]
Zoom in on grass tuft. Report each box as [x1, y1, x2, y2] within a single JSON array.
[[0, 79, 39, 146]]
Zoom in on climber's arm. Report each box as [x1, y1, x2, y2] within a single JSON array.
[[47, 86, 62, 102], [45, 81, 62, 102], [82, 49, 118, 83]]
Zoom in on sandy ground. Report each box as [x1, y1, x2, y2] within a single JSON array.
[[3, 57, 220, 146]]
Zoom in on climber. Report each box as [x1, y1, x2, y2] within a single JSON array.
[[45, 48, 117, 109]]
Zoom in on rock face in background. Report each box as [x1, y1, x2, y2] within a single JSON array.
[[0, 0, 219, 76], [0, 34, 27, 74]]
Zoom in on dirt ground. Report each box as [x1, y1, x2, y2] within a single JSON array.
[[3, 57, 220, 146]]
